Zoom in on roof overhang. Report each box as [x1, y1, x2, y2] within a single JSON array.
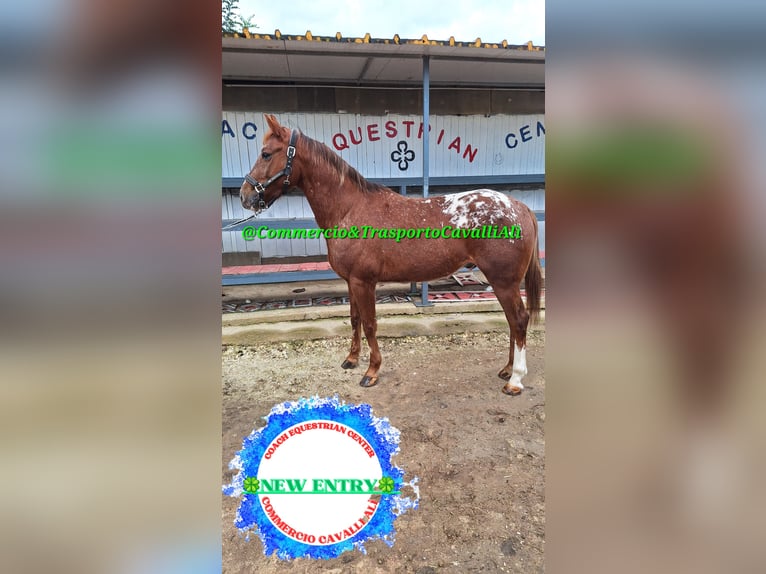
[[222, 36, 545, 89]]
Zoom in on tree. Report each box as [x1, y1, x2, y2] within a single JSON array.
[[222, 0, 256, 34]]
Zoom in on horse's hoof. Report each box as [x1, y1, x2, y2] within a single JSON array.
[[359, 375, 379, 388], [341, 360, 358, 369], [502, 383, 523, 396], [497, 368, 512, 381]]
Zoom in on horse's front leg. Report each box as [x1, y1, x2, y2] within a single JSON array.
[[348, 277, 381, 387], [341, 286, 361, 369]]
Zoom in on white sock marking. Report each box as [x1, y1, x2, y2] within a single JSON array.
[[507, 343, 527, 390]]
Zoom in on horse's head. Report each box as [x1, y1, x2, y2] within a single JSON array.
[[240, 114, 300, 213]]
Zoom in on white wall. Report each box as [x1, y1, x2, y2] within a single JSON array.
[[223, 112, 545, 179]]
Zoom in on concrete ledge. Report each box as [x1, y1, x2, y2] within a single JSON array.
[[222, 309, 545, 345], [222, 300, 511, 327], [222, 252, 261, 266]]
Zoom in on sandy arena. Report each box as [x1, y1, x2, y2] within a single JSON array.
[[223, 328, 544, 573]]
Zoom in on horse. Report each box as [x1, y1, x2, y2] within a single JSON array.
[[239, 114, 542, 395]]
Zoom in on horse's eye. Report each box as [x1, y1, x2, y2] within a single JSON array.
[[261, 152, 272, 160]]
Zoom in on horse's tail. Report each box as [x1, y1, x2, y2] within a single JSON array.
[[524, 215, 543, 324]]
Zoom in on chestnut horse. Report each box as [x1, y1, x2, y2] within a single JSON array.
[[240, 115, 541, 395]]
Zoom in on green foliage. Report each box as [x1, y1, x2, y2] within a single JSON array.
[[222, 0, 256, 34]]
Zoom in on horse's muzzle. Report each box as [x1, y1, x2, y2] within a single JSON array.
[[240, 189, 257, 211]]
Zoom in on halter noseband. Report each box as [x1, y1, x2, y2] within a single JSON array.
[[243, 130, 298, 213]]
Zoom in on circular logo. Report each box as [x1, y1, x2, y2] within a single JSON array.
[[224, 396, 419, 560], [255, 420, 383, 545]]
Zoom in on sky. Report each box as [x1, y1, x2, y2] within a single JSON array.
[[237, 0, 545, 46]]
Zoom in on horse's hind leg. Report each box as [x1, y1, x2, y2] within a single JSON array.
[[341, 286, 361, 369], [348, 277, 381, 387], [493, 284, 530, 395]]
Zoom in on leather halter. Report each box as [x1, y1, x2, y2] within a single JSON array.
[[243, 130, 298, 213]]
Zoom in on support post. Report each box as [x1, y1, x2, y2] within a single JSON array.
[[415, 55, 434, 307]]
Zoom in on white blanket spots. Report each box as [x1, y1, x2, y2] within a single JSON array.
[[441, 190, 519, 231]]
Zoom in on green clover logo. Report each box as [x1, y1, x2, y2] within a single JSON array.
[[243, 477, 260, 493], [378, 477, 395, 494]]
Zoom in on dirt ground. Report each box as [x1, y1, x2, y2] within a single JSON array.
[[222, 329, 545, 573]]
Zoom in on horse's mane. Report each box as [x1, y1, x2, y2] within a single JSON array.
[[299, 133, 389, 194]]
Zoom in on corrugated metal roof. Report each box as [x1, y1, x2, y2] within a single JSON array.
[[223, 29, 544, 51]]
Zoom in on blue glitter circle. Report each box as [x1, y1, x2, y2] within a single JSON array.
[[223, 396, 419, 560]]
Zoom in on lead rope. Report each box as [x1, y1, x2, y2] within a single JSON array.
[[221, 214, 255, 230]]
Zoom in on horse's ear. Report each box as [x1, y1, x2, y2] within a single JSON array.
[[264, 114, 287, 141]]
